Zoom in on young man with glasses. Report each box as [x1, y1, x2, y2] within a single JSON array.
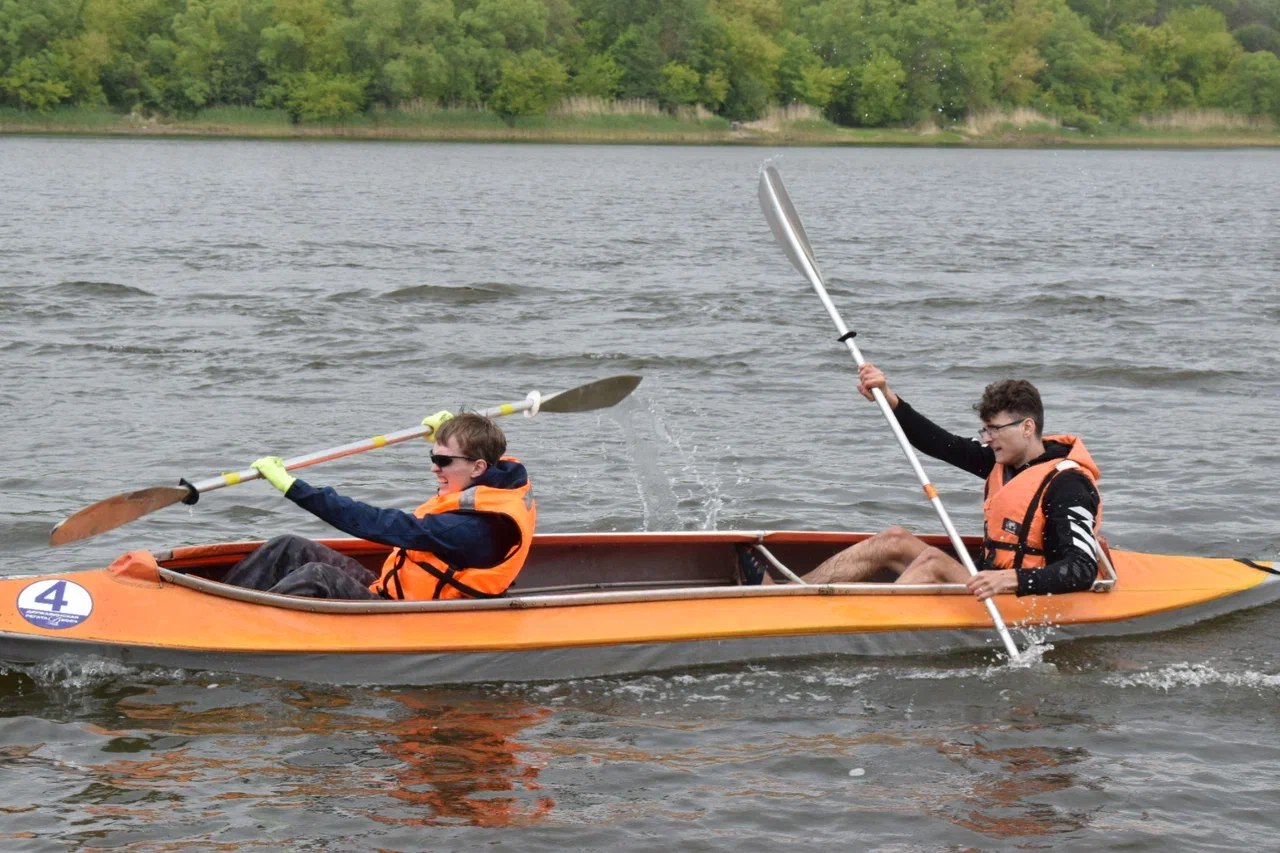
[[221, 412, 535, 600], [792, 362, 1101, 600]]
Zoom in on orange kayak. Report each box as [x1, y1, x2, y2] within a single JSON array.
[[2, 531, 1275, 685]]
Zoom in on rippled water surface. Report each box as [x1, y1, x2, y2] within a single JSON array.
[[2, 139, 1278, 849]]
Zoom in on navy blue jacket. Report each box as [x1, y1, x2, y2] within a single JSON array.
[[283, 459, 528, 569]]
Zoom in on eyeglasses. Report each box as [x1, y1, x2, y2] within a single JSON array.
[[430, 453, 477, 468], [977, 419, 1026, 441]]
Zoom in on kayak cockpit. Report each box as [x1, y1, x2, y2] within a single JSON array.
[[122, 530, 1117, 613]]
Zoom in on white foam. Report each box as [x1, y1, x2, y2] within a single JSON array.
[[18, 655, 186, 688], [1105, 662, 1280, 692]]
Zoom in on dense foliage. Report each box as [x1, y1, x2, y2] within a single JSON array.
[[2, 0, 1278, 126]]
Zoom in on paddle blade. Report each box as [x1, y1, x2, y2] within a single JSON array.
[[758, 165, 823, 282], [49, 486, 192, 546], [538, 374, 642, 413]]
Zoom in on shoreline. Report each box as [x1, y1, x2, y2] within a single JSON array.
[[4, 110, 1279, 148]]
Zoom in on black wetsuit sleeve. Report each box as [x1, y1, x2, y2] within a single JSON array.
[[284, 480, 519, 568], [1015, 471, 1100, 596], [893, 398, 995, 480]]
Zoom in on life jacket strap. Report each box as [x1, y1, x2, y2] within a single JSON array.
[[402, 555, 505, 599], [985, 461, 1071, 569], [376, 549, 409, 600]]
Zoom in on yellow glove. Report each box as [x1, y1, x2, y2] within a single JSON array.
[[421, 410, 453, 440], [252, 456, 297, 494]]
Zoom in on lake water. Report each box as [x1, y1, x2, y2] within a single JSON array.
[[1, 138, 1278, 849]]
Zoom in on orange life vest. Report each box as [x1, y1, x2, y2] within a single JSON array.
[[369, 461, 535, 601], [982, 435, 1101, 570]]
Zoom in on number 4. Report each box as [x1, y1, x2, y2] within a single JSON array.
[[34, 580, 69, 612]]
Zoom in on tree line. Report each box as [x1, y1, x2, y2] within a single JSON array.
[[2, 0, 1278, 127]]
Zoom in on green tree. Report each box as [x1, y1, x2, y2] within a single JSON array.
[[887, 0, 994, 122], [2, 0, 176, 110], [0, 55, 71, 110], [657, 59, 699, 107], [489, 47, 567, 119], [855, 49, 906, 124], [1117, 21, 1178, 110], [1065, 0, 1156, 37], [1233, 23, 1280, 54], [700, 66, 729, 108], [791, 0, 874, 70], [1159, 7, 1242, 103], [254, 0, 354, 112], [55, 31, 113, 105], [343, 0, 455, 104], [437, 34, 491, 103], [283, 69, 368, 120], [1218, 48, 1280, 116], [1034, 0, 1130, 123], [776, 28, 844, 109], [460, 0, 549, 52], [609, 21, 665, 98], [988, 0, 1053, 106], [709, 5, 782, 119], [143, 0, 265, 114], [570, 52, 623, 97]]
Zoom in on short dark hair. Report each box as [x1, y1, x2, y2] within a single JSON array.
[[975, 380, 1044, 436], [435, 413, 507, 465]]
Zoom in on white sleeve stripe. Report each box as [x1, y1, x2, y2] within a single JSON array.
[[1068, 506, 1095, 525], [1069, 520, 1096, 542], [1072, 535, 1099, 556]]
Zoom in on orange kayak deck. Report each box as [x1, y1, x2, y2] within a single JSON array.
[[2, 531, 1275, 685]]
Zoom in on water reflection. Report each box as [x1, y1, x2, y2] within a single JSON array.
[[0, 671, 556, 837], [368, 691, 554, 828], [935, 740, 1091, 838]]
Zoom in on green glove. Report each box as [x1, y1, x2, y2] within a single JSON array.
[[252, 456, 296, 494], [421, 410, 453, 439]]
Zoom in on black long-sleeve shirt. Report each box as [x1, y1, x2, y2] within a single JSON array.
[[893, 398, 1100, 596]]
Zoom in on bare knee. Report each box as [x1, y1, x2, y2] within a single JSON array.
[[879, 526, 915, 548], [873, 527, 927, 570], [916, 547, 952, 581], [900, 547, 965, 584]]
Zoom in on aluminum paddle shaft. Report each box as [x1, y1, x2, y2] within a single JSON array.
[[757, 164, 1021, 661], [49, 375, 642, 547]]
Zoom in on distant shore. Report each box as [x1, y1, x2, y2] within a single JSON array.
[[4, 105, 1278, 148]]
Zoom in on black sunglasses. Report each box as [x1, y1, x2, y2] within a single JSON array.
[[430, 453, 478, 468]]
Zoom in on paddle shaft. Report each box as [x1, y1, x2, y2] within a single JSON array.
[[50, 375, 641, 546], [182, 395, 541, 500], [758, 166, 1021, 660]]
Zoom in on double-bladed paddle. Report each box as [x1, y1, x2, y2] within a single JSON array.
[[757, 163, 1022, 661], [49, 375, 642, 547]]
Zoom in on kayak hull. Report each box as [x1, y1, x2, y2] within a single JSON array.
[[2, 531, 1275, 685]]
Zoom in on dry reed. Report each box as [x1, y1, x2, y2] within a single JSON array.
[[743, 103, 824, 131], [962, 108, 1059, 134], [1137, 109, 1275, 131]]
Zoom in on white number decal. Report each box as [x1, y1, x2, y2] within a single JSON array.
[[17, 579, 94, 629]]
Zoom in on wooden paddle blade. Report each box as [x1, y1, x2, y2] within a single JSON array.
[[49, 486, 193, 546], [538, 375, 642, 413]]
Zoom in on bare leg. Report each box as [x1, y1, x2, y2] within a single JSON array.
[[896, 547, 970, 585], [802, 527, 930, 584]]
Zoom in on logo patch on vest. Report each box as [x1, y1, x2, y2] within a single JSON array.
[[1002, 518, 1021, 536]]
